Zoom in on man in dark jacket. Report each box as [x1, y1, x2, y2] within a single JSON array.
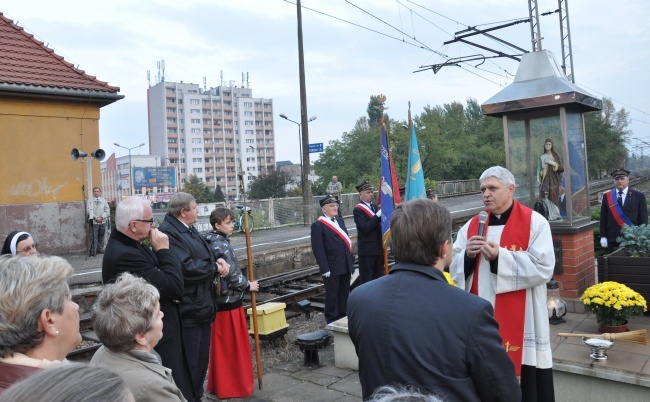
[[158, 192, 229, 402], [348, 199, 521, 401], [311, 194, 355, 324], [600, 168, 648, 252], [353, 180, 383, 285], [102, 197, 193, 401]]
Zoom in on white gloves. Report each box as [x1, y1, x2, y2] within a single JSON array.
[[376, 209, 382, 218], [322, 271, 331, 278], [600, 238, 608, 248]]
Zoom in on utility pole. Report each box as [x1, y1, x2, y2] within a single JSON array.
[[296, 0, 312, 225]]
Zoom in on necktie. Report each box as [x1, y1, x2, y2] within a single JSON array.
[[618, 191, 623, 206], [331, 218, 336, 222], [370, 203, 375, 213]]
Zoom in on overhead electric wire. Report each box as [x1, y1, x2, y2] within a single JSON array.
[[286, 0, 646, 122], [283, 0, 435, 52], [396, 0, 520, 81], [577, 83, 650, 125]]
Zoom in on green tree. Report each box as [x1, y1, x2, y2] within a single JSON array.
[[314, 117, 382, 190], [182, 175, 214, 203], [585, 98, 629, 178], [214, 184, 225, 202], [366, 96, 382, 129], [248, 170, 293, 199]]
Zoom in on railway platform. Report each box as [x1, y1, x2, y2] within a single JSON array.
[[208, 309, 650, 402]]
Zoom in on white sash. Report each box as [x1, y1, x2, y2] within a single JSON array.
[[355, 203, 374, 218], [318, 216, 352, 251]]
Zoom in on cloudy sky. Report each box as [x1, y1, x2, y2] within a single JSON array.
[[4, 0, 649, 163]]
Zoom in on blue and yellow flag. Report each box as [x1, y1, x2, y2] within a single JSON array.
[[405, 124, 426, 200], [379, 122, 399, 247]]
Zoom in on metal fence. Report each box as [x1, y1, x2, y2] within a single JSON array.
[[191, 179, 482, 232]]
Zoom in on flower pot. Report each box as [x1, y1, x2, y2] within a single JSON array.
[[598, 321, 629, 334]]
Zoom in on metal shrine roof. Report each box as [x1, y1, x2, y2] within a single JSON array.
[[482, 50, 602, 117]]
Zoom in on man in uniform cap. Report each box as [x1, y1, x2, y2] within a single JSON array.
[[311, 195, 355, 323], [353, 180, 383, 285], [426, 189, 438, 202], [600, 168, 648, 253]]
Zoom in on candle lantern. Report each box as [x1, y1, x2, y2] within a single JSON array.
[[547, 278, 567, 324]]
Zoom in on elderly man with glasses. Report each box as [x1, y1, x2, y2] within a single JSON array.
[[101, 196, 193, 402]]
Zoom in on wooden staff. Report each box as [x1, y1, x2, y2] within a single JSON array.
[[559, 329, 647, 346], [383, 247, 389, 275], [240, 171, 263, 389]]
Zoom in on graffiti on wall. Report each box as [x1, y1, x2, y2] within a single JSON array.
[[9, 178, 68, 200]]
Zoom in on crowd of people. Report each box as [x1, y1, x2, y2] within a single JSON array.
[[0, 192, 256, 402], [3, 164, 646, 401]]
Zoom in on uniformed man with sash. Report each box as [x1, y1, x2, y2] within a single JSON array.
[[311, 195, 355, 324], [353, 180, 383, 285], [600, 168, 648, 253], [450, 166, 556, 402]]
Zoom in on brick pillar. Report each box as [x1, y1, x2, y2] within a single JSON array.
[[551, 222, 598, 299]]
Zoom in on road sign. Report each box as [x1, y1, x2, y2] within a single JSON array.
[[308, 143, 323, 153]]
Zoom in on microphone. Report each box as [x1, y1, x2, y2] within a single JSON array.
[[477, 211, 488, 237]]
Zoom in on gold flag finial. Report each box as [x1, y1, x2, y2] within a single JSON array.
[[374, 94, 388, 118]]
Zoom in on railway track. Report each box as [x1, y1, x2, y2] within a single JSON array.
[[243, 265, 326, 312], [69, 176, 648, 359]]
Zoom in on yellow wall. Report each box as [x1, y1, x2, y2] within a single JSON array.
[[0, 98, 102, 204]]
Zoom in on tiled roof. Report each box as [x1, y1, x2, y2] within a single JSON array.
[[0, 13, 120, 93]]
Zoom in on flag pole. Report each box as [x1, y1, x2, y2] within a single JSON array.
[[376, 95, 397, 276], [238, 168, 263, 389]]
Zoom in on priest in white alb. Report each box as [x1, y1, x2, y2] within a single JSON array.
[[450, 166, 555, 402]]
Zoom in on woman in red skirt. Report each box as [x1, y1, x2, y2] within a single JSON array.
[[204, 208, 259, 399]]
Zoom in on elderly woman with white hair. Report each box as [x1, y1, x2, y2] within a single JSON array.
[[0, 255, 81, 393], [89, 272, 186, 402]]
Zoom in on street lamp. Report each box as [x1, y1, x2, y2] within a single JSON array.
[[279, 114, 316, 193], [114, 142, 145, 196]]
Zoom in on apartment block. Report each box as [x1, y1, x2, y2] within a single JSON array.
[[147, 81, 275, 200]]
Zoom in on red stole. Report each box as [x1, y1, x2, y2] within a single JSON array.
[[355, 203, 374, 218], [605, 190, 633, 227], [468, 201, 530, 375], [317, 217, 352, 252]]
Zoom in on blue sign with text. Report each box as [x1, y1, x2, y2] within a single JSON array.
[[308, 143, 324, 153]]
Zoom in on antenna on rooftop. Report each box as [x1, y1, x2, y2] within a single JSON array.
[[242, 72, 245, 88], [147, 70, 151, 87], [220, 70, 224, 87], [203, 77, 207, 92], [161, 60, 165, 82], [246, 72, 250, 88]]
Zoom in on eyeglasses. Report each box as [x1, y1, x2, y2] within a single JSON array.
[[133, 219, 155, 224], [19, 243, 37, 253]]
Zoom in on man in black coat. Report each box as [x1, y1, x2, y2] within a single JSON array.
[[158, 192, 229, 402], [348, 199, 521, 401], [311, 194, 355, 324], [600, 168, 648, 253], [102, 197, 193, 401], [353, 180, 383, 285]]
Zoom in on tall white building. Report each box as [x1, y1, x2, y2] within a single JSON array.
[[147, 81, 275, 200]]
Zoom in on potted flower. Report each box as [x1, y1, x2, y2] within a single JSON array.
[[598, 224, 650, 304], [616, 224, 650, 257], [581, 281, 647, 332]]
